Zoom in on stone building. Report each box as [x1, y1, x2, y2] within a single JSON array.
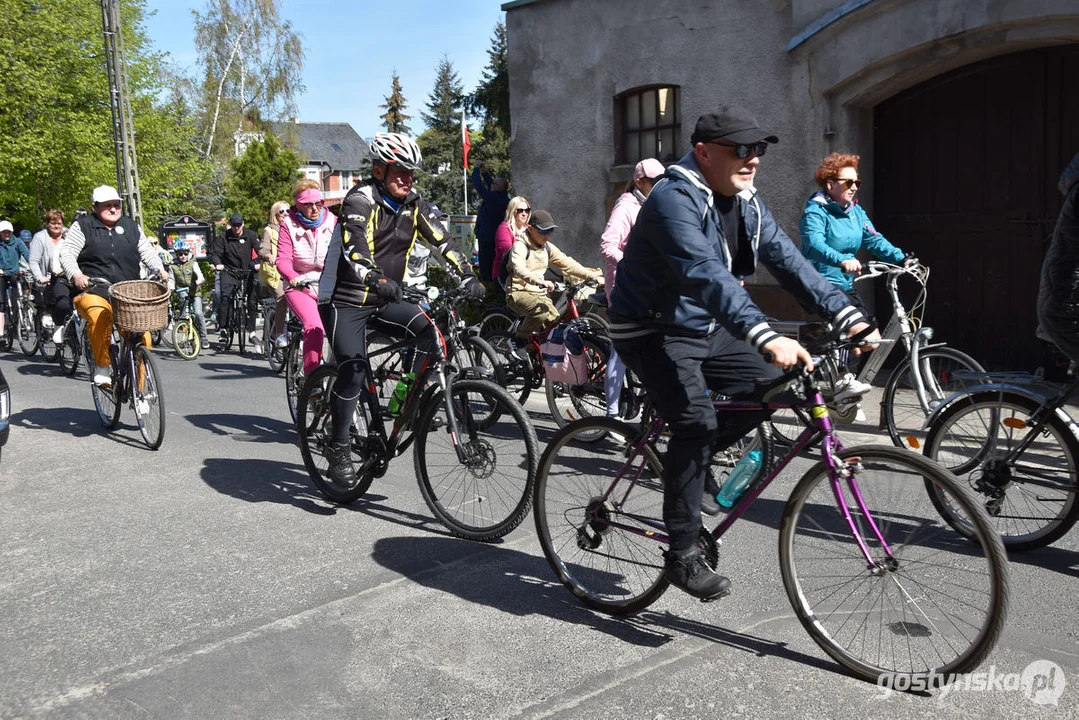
[[502, 0, 1079, 368]]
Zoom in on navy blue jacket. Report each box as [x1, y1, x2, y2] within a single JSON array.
[[471, 167, 510, 243], [609, 151, 864, 354]]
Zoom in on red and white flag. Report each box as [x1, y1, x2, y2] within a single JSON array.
[[462, 119, 471, 169]]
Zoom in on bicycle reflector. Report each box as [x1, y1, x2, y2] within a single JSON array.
[[1003, 417, 1028, 429], [905, 436, 921, 449]]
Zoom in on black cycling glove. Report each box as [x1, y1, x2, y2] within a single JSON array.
[[368, 272, 402, 303], [463, 276, 486, 300]]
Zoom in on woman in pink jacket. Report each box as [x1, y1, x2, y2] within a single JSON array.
[[599, 158, 665, 417], [275, 180, 337, 373], [492, 195, 531, 285]]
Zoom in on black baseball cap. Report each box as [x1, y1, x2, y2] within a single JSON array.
[[690, 104, 779, 146], [228, 212, 244, 226], [528, 209, 558, 231]]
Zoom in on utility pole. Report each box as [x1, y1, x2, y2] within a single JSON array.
[[100, 0, 144, 227]]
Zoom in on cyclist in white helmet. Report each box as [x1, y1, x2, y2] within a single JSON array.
[[317, 132, 486, 488]]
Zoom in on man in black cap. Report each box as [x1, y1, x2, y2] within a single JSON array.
[[212, 212, 261, 346], [609, 104, 880, 601], [503, 208, 601, 356]]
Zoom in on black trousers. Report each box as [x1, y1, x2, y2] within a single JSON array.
[[615, 326, 787, 553], [219, 273, 257, 331], [320, 300, 444, 444]]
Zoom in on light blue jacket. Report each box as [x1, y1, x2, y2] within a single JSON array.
[[0, 237, 29, 275], [799, 191, 904, 291]]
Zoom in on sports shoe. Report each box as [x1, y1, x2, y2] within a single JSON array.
[[663, 546, 732, 601], [832, 373, 872, 403], [93, 365, 113, 386], [507, 336, 530, 361], [274, 333, 289, 348], [248, 331, 261, 345], [218, 332, 229, 344], [324, 441, 358, 489], [855, 408, 867, 423], [701, 470, 722, 516], [53, 326, 64, 345], [40, 315, 55, 330], [135, 399, 151, 416]]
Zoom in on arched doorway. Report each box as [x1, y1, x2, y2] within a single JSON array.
[[873, 45, 1079, 371]]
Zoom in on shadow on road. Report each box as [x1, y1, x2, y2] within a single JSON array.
[[1006, 545, 1079, 577], [186, 413, 296, 444], [12, 405, 150, 448], [13, 361, 69, 378], [197, 361, 267, 378], [370, 535, 850, 679], [200, 457, 336, 515]]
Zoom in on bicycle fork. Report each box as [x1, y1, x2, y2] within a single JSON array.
[[434, 366, 477, 466]]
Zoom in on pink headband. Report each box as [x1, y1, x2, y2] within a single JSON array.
[[295, 189, 323, 204]]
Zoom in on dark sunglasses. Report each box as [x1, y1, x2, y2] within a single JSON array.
[[516, 207, 531, 214], [709, 140, 769, 159], [832, 178, 862, 189], [276, 209, 288, 215]]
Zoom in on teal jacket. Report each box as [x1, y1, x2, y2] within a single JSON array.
[[799, 191, 904, 291], [0, 237, 29, 275]]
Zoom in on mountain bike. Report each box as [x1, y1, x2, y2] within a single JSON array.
[[297, 288, 539, 541], [922, 363, 1079, 551], [769, 260, 984, 450], [218, 268, 258, 354], [81, 278, 168, 450], [533, 335, 1008, 685]]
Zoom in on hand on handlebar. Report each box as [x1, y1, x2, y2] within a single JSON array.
[[72, 272, 90, 291], [762, 336, 814, 372], [840, 258, 862, 274], [543, 280, 556, 292]]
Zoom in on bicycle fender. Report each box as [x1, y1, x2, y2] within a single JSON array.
[[921, 382, 1055, 431]]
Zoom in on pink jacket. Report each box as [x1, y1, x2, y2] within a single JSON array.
[[492, 220, 526, 279], [276, 208, 337, 293], [599, 191, 645, 290]]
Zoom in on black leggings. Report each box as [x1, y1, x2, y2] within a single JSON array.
[[320, 300, 445, 444]]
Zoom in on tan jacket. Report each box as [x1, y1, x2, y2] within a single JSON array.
[[506, 235, 601, 294]]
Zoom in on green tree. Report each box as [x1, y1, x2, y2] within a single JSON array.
[[466, 21, 511, 184], [416, 57, 467, 214], [192, 0, 305, 160], [223, 134, 299, 233], [379, 71, 411, 134], [0, 0, 212, 232]]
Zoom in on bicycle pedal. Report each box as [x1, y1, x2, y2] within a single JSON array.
[[699, 588, 732, 603]]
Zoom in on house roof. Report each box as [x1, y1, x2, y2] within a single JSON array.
[[501, 0, 548, 9], [271, 121, 370, 172]]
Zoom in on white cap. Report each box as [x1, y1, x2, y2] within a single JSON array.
[[92, 185, 122, 204], [0, 220, 12, 233]]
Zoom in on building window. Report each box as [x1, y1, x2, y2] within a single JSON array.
[[615, 85, 680, 164], [331, 143, 342, 152]]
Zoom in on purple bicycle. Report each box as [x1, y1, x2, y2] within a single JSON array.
[[533, 338, 1009, 685]]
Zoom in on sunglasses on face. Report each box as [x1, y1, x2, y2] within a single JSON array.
[[833, 178, 862, 189], [709, 141, 769, 159], [277, 209, 288, 215], [516, 208, 531, 214]]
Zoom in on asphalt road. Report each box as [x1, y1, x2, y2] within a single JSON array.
[[1, 342, 1077, 719]]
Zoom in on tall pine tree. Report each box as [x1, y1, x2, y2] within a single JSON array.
[[416, 56, 467, 213], [379, 71, 411, 134], [468, 21, 511, 180]]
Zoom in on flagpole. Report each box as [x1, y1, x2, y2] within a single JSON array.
[[462, 110, 469, 214]]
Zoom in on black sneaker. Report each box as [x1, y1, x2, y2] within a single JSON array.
[[324, 441, 358, 489], [701, 470, 722, 516], [507, 336, 530, 361], [663, 546, 732, 601]]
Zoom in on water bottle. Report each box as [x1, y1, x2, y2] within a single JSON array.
[[387, 372, 415, 417], [716, 449, 762, 509]]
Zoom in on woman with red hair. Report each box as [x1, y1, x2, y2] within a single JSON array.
[[800, 152, 908, 401]]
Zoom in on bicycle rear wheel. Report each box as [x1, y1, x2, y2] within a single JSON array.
[[477, 307, 516, 341], [923, 391, 1079, 551], [131, 345, 165, 449], [414, 378, 539, 541], [882, 346, 984, 450], [172, 318, 200, 360], [297, 365, 377, 504], [486, 331, 533, 404], [544, 334, 610, 440], [534, 417, 669, 614], [779, 445, 1008, 684]]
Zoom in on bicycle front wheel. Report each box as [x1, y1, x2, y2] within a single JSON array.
[[414, 378, 538, 541], [923, 391, 1079, 551], [284, 335, 305, 422], [779, 445, 1008, 684], [17, 303, 39, 356], [59, 325, 80, 376], [131, 345, 166, 449], [477, 307, 516, 341], [38, 316, 59, 362], [882, 346, 984, 450], [172, 319, 201, 360]]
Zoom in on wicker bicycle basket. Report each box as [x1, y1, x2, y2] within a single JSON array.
[[108, 280, 170, 333]]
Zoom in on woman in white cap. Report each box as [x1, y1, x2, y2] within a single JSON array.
[[0, 219, 30, 347], [599, 158, 665, 418]]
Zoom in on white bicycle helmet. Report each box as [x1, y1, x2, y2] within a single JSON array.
[[369, 132, 424, 171]]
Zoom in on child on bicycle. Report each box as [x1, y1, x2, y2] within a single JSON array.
[[169, 241, 209, 347], [504, 209, 602, 358]]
